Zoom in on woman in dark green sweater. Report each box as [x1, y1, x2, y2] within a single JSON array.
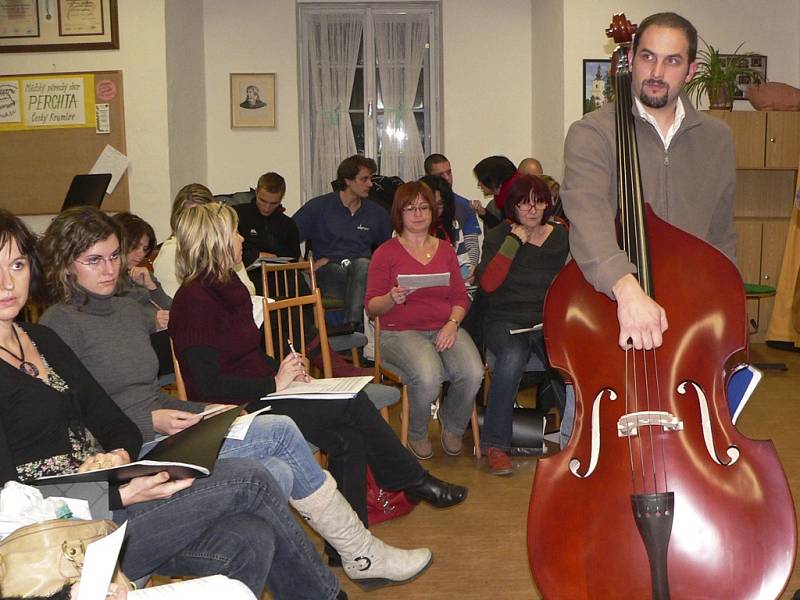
[[476, 174, 569, 475]]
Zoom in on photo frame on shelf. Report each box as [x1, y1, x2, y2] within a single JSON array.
[[231, 73, 276, 128], [0, 0, 119, 53], [720, 53, 767, 101], [583, 59, 613, 114]]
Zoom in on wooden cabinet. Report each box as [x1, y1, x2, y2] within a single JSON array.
[[707, 110, 800, 169], [707, 110, 800, 342]]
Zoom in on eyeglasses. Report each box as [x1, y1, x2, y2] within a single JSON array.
[[402, 204, 431, 213], [516, 201, 547, 212], [74, 252, 121, 270]]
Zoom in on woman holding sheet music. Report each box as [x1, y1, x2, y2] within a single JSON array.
[[365, 181, 484, 460], [0, 209, 343, 599], [476, 174, 569, 475]]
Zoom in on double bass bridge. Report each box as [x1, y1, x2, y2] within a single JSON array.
[[617, 411, 683, 437]]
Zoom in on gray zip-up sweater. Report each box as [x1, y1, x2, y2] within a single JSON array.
[[41, 292, 205, 441], [561, 94, 737, 297]]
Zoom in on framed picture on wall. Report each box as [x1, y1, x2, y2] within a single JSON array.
[[583, 59, 613, 114], [0, 0, 119, 53], [720, 53, 767, 101], [231, 73, 276, 128]]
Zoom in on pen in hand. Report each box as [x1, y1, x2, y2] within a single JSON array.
[[287, 339, 310, 382]]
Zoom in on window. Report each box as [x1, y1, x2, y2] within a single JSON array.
[[298, 3, 441, 201]]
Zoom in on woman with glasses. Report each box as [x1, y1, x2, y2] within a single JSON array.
[[476, 174, 569, 476], [365, 182, 484, 460]]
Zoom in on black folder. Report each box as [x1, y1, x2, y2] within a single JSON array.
[[60, 173, 112, 211]]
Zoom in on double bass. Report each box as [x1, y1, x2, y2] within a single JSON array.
[[527, 14, 797, 600]]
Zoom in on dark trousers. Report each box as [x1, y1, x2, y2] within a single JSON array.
[[265, 391, 425, 529]]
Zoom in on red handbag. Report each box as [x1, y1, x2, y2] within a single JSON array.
[[365, 466, 415, 526]]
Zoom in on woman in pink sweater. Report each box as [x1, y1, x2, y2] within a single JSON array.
[[366, 182, 483, 460]]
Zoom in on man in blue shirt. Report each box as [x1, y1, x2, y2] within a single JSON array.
[[424, 153, 482, 277], [294, 155, 392, 330]]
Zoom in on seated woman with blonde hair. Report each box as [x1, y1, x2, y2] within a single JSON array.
[[167, 201, 469, 567]]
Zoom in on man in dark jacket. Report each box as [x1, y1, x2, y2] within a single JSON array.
[[234, 172, 301, 295]]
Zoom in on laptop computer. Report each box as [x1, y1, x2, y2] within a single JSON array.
[[60, 173, 112, 211]]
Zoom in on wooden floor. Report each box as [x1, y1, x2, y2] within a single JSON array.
[[319, 343, 800, 600]]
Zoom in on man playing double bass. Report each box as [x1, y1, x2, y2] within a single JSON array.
[[561, 12, 737, 352]]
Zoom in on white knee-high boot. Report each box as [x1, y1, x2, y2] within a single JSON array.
[[290, 472, 433, 591]]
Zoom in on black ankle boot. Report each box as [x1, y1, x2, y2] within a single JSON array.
[[337, 590, 349, 600], [404, 472, 468, 508]]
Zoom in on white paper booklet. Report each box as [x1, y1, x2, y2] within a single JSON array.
[[262, 376, 373, 400], [397, 272, 450, 289]]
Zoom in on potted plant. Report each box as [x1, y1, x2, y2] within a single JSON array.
[[684, 39, 765, 110]]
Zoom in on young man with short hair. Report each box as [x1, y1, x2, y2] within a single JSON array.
[[293, 155, 392, 330]]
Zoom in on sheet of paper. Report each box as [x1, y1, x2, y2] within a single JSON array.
[[397, 272, 450, 289], [226, 405, 272, 440], [261, 376, 373, 400], [129, 575, 239, 599], [509, 323, 543, 335], [89, 144, 129, 194], [77, 521, 127, 600]]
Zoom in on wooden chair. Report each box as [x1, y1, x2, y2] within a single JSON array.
[[169, 338, 188, 401], [262, 287, 333, 378], [261, 260, 366, 367], [372, 316, 482, 458]]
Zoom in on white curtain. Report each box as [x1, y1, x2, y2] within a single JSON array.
[[374, 13, 428, 182], [307, 13, 363, 197]]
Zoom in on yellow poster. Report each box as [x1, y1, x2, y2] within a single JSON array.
[[0, 73, 95, 131]]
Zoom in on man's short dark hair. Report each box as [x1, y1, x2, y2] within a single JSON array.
[[423, 153, 449, 175], [257, 172, 286, 196], [337, 155, 377, 184], [633, 12, 698, 63]]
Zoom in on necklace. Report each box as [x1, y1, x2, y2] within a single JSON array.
[[0, 325, 40, 377]]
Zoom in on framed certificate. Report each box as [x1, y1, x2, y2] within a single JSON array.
[[0, 0, 118, 52]]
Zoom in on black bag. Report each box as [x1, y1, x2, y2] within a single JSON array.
[[476, 406, 548, 456]]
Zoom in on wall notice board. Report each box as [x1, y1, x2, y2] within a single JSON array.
[[0, 69, 128, 215]]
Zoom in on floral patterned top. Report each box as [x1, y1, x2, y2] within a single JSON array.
[[14, 350, 98, 481]]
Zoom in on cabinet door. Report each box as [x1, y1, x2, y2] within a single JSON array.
[[766, 112, 800, 169], [754, 220, 791, 340], [708, 110, 766, 168]]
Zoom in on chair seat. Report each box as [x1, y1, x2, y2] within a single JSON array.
[[328, 332, 368, 352]]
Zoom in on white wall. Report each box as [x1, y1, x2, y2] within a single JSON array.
[[531, 0, 565, 178], [202, 0, 302, 210], [166, 0, 208, 210], [0, 0, 172, 238], [561, 1, 800, 168], [440, 0, 533, 199]]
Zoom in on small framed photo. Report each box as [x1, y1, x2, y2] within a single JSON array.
[[583, 59, 613, 114], [719, 54, 767, 101], [231, 73, 275, 128]]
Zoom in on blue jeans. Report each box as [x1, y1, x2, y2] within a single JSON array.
[[316, 257, 370, 325], [218, 414, 326, 501], [141, 415, 326, 501], [481, 320, 538, 450], [115, 458, 339, 599], [381, 328, 483, 440]]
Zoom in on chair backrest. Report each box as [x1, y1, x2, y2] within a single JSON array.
[[261, 260, 316, 300], [169, 338, 188, 401], [263, 288, 332, 378]]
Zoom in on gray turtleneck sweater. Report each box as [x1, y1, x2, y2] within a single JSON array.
[[40, 292, 205, 441]]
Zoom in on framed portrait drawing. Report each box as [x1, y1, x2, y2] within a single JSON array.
[[0, 0, 119, 53], [231, 73, 276, 128], [583, 59, 613, 114], [720, 54, 767, 101]]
